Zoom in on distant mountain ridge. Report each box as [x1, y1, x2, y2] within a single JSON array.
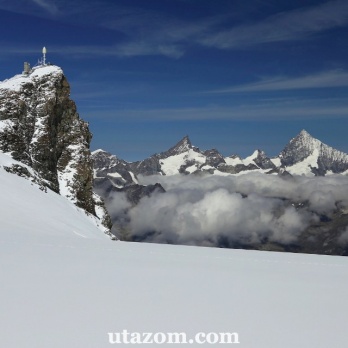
[[93, 129, 348, 189], [92, 129, 348, 240]]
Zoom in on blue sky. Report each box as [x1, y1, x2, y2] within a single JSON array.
[[1, 0, 348, 161]]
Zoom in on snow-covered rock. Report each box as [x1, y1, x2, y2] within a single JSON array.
[[0, 65, 111, 231], [94, 130, 348, 185], [279, 129, 348, 175], [0, 150, 112, 238]]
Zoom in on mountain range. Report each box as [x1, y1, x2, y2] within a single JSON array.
[[93, 130, 348, 255], [92, 129, 348, 204], [93, 129, 348, 186]]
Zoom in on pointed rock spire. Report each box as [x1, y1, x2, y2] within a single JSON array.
[[165, 135, 193, 156]]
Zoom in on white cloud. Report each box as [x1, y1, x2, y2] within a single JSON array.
[[106, 173, 348, 247], [92, 0, 348, 56], [338, 227, 348, 246], [210, 70, 348, 93], [199, 0, 348, 49], [2, 0, 347, 58]]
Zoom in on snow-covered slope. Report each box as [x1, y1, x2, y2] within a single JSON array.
[[0, 151, 109, 241], [1, 151, 348, 347]]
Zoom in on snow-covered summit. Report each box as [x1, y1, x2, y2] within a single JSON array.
[[279, 129, 348, 175], [280, 129, 321, 160], [0, 65, 63, 92]]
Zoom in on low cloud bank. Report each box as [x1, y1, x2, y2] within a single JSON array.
[[108, 173, 348, 247]]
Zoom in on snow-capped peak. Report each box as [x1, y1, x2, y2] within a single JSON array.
[[243, 150, 260, 164], [280, 130, 321, 163], [299, 129, 311, 137], [0, 65, 63, 92], [164, 135, 192, 156], [291, 129, 320, 147], [279, 130, 348, 175]]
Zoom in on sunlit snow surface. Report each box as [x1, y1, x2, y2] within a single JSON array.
[[161, 149, 206, 175], [1, 152, 348, 347]]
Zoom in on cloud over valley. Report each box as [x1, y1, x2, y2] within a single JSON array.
[[104, 173, 348, 250]]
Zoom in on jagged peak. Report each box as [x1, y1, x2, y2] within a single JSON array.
[[295, 129, 316, 141], [166, 135, 192, 155], [177, 135, 191, 148], [243, 150, 260, 163], [254, 149, 265, 156], [287, 129, 322, 150], [244, 149, 264, 160], [299, 129, 311, 137], [278, 129, 348, 172], [91, 149, 121, 164]]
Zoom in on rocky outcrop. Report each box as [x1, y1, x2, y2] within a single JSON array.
[[253, 150, 276, 170], [203, 148, 226, 167], [0, 65, 111, 232], [160, 135, 193, 157]]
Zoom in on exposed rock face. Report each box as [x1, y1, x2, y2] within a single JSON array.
[[253, 150, 276, 170], [161, 135, 193, 157], [218, 162, 259, 174], [129, 157, 162, 177], [0, 65, 110, 230], [92, 149, 134, 187], [203, 148, 226, 167]]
